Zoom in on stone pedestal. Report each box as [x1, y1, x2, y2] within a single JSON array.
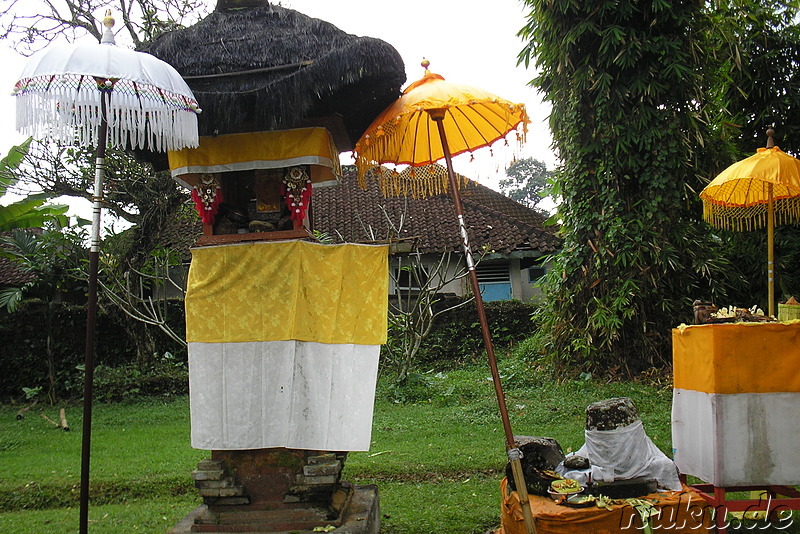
[[169, 448, 379, 534], [585, 397, 639, 430], [504, 436, 565, 496]]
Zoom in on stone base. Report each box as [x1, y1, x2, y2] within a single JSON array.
[[505, 436, 565, 496], [168, 484, 380, 534]]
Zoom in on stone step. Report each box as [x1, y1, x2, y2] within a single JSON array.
[[198, 485, 247, 498], [197, 459, 225, 471], [192, 469, 227, 482], [306, 453, 338, 465], [215, 507, 335, 526], [192, 524, 326, 534], [203, 496, 251, 507], [195, 476, 238, 489], [303, 460, 341, 477]]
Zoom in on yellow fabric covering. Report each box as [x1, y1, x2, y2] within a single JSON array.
[[672, 323, 800, 394], [168, 127, 341, 186], [185, 241, 388, 345]]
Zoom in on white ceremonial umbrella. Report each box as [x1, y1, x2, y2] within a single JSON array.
[[13, 11, 199, 534]]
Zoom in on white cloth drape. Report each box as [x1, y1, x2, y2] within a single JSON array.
[[557, 420, 682, 491], [672, 388, 800, 486], [189, 340, 379, 451]]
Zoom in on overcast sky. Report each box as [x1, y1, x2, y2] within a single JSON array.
[[0, 0, 556, 217]]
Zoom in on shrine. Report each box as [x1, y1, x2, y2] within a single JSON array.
[[138, 1, 406, 532]]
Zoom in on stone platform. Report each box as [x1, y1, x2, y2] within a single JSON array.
[[168, 484, 380, 534]]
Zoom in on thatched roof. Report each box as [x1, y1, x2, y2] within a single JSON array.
[[139, 2, 405, 152]]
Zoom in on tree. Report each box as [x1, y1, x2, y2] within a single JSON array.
[[0, 227, 87, 402], [99, 236, 189, 349], [702, 1, 800, 306], [518, 0, 738, 375], [708, 0, 800, 156], [385, 251, 473, 382], [2, 1, 208, 360], [5, 139, 192, 359], [498, 157, 551, 212], [0, 0, 207, 54]]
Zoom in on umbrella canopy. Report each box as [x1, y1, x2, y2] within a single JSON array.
[[353, 61, 537, 534], [700, 129, 800, 317], [13, 12, 199, 534], [354, 66, 528, 196], [14, 36, 199, 152], [700, 145, 800, 230]]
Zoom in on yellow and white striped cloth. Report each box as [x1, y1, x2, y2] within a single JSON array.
[[185, 240, 388, 451], [671, 322, 800, 486], [168, 127, 341, 189]]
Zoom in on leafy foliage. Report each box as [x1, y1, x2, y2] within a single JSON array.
[[708, 0, 800, 156], [518, 0, 739, 375], [701, 0, 800, 305], [6, 140, 193, 359], [0, 228, 89, 402], [0, 140, 69, 232], [0, 299, 187, 400], [2, 2, 203, 360], [0, 227, 86, 312], [383, 296, 539, 386]]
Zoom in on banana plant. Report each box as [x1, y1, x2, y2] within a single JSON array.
[[0, 139, 69, 231]]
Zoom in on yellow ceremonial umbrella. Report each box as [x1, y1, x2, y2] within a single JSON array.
[[354, 60, 536, 534], [700, 127, 800, 316]]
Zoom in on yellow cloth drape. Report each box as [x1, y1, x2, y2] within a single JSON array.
[[168, 127, 341, 186], [185, 241, 388, 345], [672, 322, 800, 394]]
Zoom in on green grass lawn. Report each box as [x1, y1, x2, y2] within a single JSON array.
[[1, 361, 789, 534]]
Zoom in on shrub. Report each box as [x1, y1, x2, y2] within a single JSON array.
[[0, 300, 187, 400], [92, 355, 189, 402], [403, 297, 540, 366]]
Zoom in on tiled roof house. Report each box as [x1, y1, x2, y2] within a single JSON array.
[[146, 166, 561, 302], [312, 166, 560, 301], [0, 231, 37, 289]]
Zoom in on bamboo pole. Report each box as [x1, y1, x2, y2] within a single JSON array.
[[432, 112, 537, 534], [768, 183, 775, 317], [80, 86, 109, 534]]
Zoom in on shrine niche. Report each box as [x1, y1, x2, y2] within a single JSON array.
[[168, 127, 341, 243]]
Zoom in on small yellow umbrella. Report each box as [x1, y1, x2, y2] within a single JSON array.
[[355, 60, 536, 534], [700, 128, 800, 316]]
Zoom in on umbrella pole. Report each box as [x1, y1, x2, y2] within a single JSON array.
[[79, 94, 108, 534], [768, 184, 775, 317], [432, 115, 537, 534]]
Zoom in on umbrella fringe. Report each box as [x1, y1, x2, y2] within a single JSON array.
[[15, 77, 199, 151], [363, 164, 470, 198], [702, 197, 800, 231]]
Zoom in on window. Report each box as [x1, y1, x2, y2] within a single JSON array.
[[475, 263, 511, 283], [393, 265, 429, 291], [528, 266, 546, 283], [476, 263, 512, 301]]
